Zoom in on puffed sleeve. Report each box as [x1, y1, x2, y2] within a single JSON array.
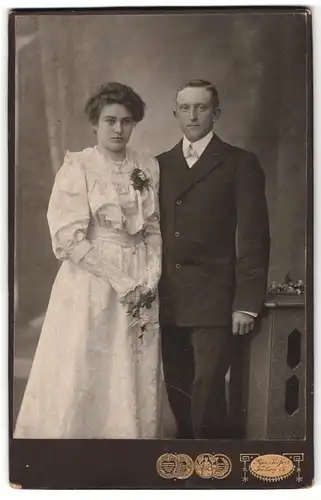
[[47, 152, 139, 298], [142, 157, 162, 292], [47, 152, 91, 262]]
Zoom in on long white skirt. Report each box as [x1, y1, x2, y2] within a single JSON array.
[[14, 239, 162, 439]]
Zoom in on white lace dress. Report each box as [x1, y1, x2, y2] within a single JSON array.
[[14, 146, 163, 439]]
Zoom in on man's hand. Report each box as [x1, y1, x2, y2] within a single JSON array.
[[232, 311, 255, 336]]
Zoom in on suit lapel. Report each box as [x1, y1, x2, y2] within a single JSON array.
[[161, 140, 189, 204], [172, 134, 228, 200]]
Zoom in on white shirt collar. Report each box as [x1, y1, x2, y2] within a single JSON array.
[[182, 130, 214, 159]]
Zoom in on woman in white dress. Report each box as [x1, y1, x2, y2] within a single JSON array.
[[14, 82, 162, 439]]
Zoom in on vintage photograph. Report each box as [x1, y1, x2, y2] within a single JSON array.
[[11, 8, 310, 451]]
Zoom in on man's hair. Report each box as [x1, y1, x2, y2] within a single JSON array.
[[176, 79, 220, 110], [85, 82, 145, 125]]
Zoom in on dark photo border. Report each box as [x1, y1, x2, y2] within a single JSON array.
[[8, 6, 314, 489]]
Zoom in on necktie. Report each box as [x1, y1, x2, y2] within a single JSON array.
[[185, 143, 198, 159]]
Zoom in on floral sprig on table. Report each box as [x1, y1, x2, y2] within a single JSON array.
[[127, 290, 156, 339], [268, 273, 305, 295], [130, 167, 151, 194]]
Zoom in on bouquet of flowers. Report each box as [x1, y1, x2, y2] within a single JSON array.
[[268, 273, 305, 295], [127, 289, 156, 339]]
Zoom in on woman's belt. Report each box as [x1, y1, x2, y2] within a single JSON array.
[[89, 227, 144, 248]]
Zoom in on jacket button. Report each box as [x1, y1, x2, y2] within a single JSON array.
[[175, 263, 180, 270], [176, 199, 182, 205], [175, 231, 180, 238]]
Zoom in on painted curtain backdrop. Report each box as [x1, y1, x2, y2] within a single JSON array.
[[15, 12, 307, 324]]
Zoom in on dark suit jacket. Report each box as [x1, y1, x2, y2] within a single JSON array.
[[157, 133, 270, 327]]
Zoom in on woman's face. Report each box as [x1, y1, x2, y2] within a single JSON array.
[[94, 103, 135, 152]]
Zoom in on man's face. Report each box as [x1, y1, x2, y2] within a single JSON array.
[[174, 87, 216, 142]]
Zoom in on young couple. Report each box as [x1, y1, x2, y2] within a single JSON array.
[[15, 79, 270, 440]]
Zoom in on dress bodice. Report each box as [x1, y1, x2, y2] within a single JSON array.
[[47, 146, 160, 261], [80, 146, 159, 235]]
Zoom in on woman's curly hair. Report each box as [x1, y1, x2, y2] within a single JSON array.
[[85, 82, 146, 125]]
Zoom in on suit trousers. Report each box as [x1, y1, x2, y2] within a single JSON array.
[[161, 325, 235, 439]]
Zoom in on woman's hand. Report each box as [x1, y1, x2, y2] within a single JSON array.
[[120, 286, 142, 310], [120, 285, 156, 314], [139, 286, 156, 308]]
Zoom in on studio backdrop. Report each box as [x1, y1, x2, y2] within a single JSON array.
[[15, 13, 307, 325]]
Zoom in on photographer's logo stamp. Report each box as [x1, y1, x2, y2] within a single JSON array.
[[176, 454, 194, 479], [156, 453, 178, 479], [249, 454, 294, 481], [195, 453, 216, 478], [212, 454, 232, 479], [240, 453, 304, 483], [156, 452, 232, 480], [195, 453, 232, 479], [156, 453, 194, 480]]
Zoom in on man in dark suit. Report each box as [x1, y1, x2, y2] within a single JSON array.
[[157, 79, 270, 439]]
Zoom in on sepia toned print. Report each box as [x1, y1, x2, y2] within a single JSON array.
[[9, 7, 313, 489], [14, 82, 163, 439]]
